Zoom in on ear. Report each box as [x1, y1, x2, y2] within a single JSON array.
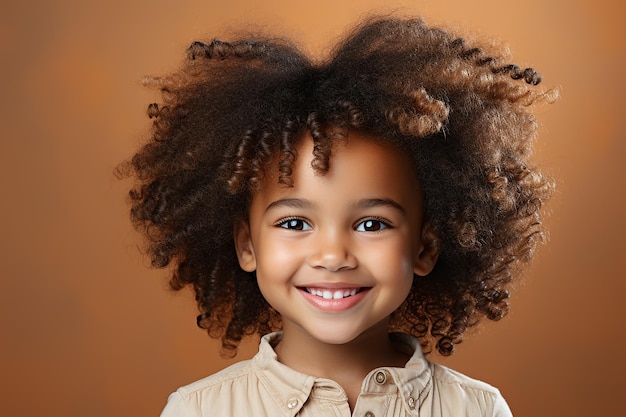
[[234, 219, 257, 272], [413, 222, 440, 276]]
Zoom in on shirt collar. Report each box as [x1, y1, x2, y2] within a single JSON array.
[[252, 332, 433, 416]]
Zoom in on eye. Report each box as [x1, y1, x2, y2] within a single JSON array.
[[276, 218, 312, 231], [355, 218, 390, 232]]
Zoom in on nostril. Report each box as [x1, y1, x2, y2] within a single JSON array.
[[306, 249, 358, 272]]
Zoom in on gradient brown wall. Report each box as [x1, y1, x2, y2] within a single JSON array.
[[1, 1, 624, 416]]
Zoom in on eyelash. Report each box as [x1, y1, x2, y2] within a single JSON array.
[[275, 217, 391, 232]]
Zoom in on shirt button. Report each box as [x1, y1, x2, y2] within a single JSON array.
[[364, 412, 375, 417], [287, 398, 299, 409], [407, 396, 416, 409], [374, 370, 387, 384]]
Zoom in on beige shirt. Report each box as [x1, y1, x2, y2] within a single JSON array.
[[160, 332, 513, 417]]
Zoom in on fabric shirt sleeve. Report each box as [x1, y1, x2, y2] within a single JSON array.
[[492, 391, 514, 417], [159, 391, 202, 417]]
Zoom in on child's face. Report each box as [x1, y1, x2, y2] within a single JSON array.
[[235, 131, 438, 346]]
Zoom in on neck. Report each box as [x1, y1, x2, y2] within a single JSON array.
[[273, 320, 411, 409]]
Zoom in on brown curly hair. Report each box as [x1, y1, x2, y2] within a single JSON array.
[[120, 16, 556, 357]]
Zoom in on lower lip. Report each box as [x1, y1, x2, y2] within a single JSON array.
[[299, 288, 369, 312]]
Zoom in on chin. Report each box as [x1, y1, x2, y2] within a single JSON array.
[[306, 328, 366, 346]]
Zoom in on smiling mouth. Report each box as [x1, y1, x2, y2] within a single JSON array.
[[303, 287, 364, 300]]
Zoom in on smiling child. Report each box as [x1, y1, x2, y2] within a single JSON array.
[[121, 16, 556, 417]]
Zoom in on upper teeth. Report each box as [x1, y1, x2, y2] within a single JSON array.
[[306, 288, 358, 299]]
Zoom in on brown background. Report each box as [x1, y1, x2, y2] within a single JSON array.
[[1, 0, 624, 416]]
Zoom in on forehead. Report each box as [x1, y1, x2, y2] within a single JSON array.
[[252, 131, 422, 209]]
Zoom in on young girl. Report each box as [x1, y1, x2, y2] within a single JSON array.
[[122, 16, 555, 417]]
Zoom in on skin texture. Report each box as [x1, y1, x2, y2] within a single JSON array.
[[235, 131, 438, 408]]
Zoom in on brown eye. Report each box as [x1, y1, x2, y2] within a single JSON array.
[[356, 219, 389, 232], [277, 218, 312, 231]]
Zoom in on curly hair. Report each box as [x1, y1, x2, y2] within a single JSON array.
[[120, 16, 556, 357]]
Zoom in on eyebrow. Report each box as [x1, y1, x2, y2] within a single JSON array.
[[355, 198, 405, 213], [264, 197, 405, 213], [265, 198, 314, 212]]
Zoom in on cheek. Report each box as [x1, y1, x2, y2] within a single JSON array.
[[365, 240, 415, 279], [254, 235, 301, 281], [258, 245, 289, 267]]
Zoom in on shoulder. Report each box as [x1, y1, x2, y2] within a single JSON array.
[[431, 362, 500, 394], [392, 334, 513, 416], [159, 360, 256, 417], [159, 333, 295, 417], [428, 363, 513, 417], [177, 359, 254, 396]]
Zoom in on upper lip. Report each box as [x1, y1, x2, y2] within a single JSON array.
[[296, 282, 370, 290]]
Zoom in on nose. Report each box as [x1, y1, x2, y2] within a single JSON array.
[[306, 229, 358, 272]]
